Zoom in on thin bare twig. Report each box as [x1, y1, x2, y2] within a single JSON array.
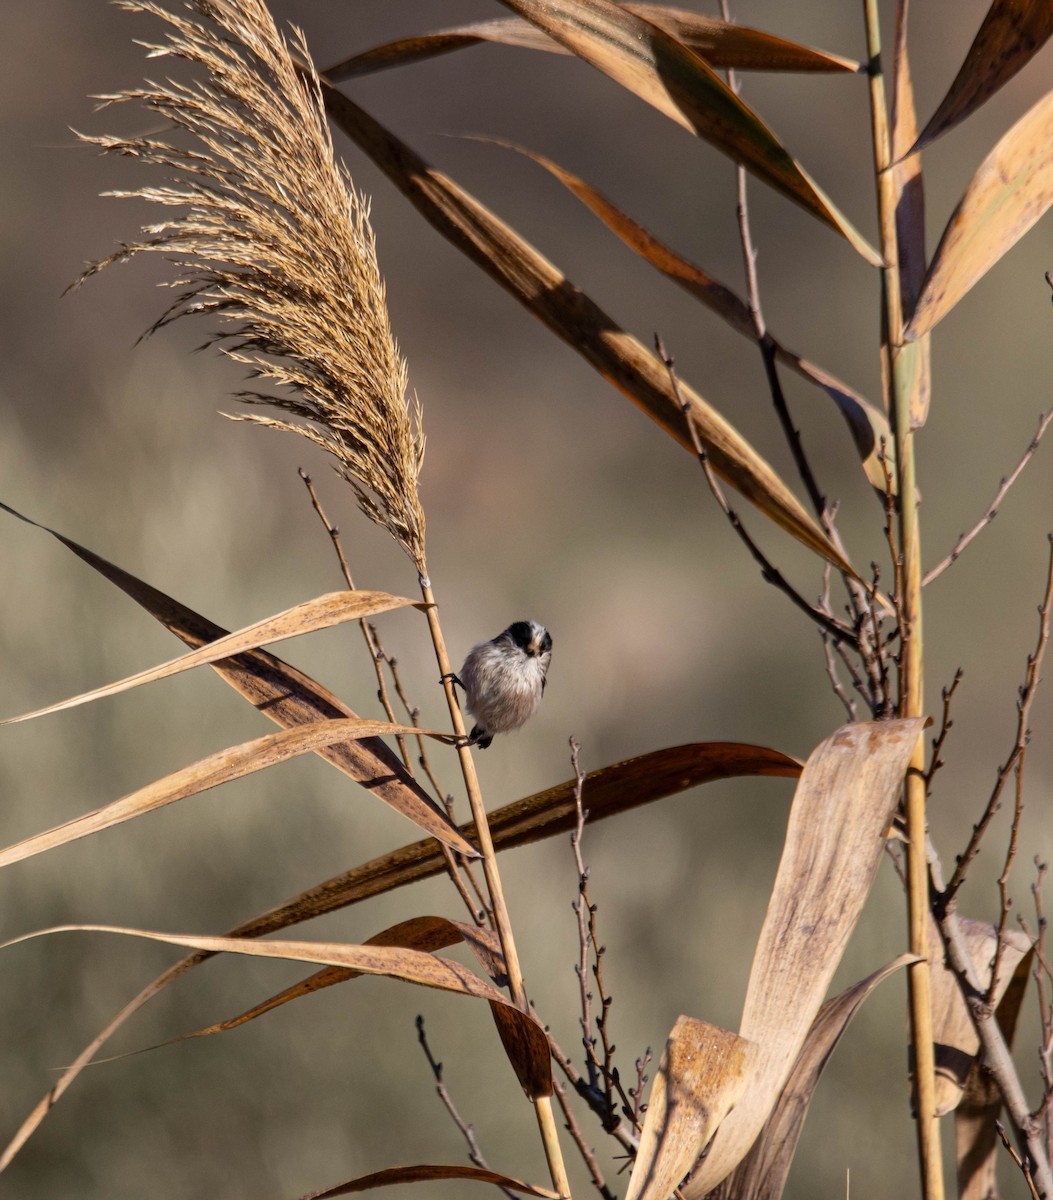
[[655, 336, 855, 645], [569, 738, 633, 1129], [989, 756, 1027, 1005], [629, 1049, 653, 1134], [995, 1120, 1042, 1200], [416, 1015, 518, 1200], [944, 536, 1053, 902], [924, 669, 963, 790], [923, 410, 1053, 587]]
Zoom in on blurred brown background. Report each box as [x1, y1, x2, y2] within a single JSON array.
[[1, 2, 1051, 1197]]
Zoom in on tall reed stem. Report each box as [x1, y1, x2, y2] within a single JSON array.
[[863, 4, 942, 1199], [419, 578, 572, 1198]]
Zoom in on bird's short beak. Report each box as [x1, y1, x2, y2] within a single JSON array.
[[526, 640, 540, 657]]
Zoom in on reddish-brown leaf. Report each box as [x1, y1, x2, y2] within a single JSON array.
[[324, 8, 860, 81], [0, 501, 474, 856], [319, 85, 856, 575], [915, 0, 1053, 151], [492, 0, 879, 263], [297, 1163, 560, 1199]]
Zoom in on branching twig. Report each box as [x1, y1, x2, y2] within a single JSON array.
[[989, 756, 1027, 1005], [551, 1076, 618, 1200], [416, 1015, 518, 1200], [944, 536, 1053, 902], [923, 410, 1053, 587], [655, 336, 855, 645], [995, 1120, 1042, 1200]]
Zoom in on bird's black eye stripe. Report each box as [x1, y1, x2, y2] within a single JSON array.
[[540, 632, 552, 654], [505, 620, 535, 648]]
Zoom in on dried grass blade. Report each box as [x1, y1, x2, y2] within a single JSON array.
[[714, 953, 916, 1200], [0, 501, 473, 856], [905, 89, 1053, 341], [929, 918, 1031, 1116], [492, 0, 880, 263], [681, 719, 926, 1196], [0, 719, 454, 871], [0, 741, 791, 1170], [324, 8, 859, 81], [296, 1163, 560, 1199], [624, 1017, 754, 1200], [955, 947, 1035, 1200], [319, 85, 854, 574], [1, 589, 420, 727], [473, 137, 892, 489], [914, 0, 1053, 151]]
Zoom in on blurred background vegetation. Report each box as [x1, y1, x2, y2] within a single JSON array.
[[1, 2, 1050, 1196]]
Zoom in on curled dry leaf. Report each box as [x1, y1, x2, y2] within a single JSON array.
[[928, 917, 1031, 1116], [0, 501, 472, 855], [0, 589, 421, 727], [905, 89, 1053, 341], [624, 1017, 753, 1200], [492, 0, 879, 263], [324, 7, 860, 81], [682, 719, 926, 1196], [0, 718, 456, 872], [712, 954, 917, 1200], [319, 84, 855, 574], [914, 0, 1053, 152], [474, 136, 893, 488], [296, 1163, 560, 1200]]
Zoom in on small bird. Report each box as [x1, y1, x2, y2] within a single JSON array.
[[457, 620, 552, 749]]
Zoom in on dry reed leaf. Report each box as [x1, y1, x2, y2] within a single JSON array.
[[491, 0, 878, 263], [1, 590, 420, 727], [2, 924, 549, 1093], [324, 9, 859, 80], [0, 739, 795, 1172], [713, 953, 917, 1200], [0, 718, 456, 872], [682, 719, 926, 1196], [297, 1163, 560, 1199], [890, 1, 931, 429], [472, 136, 893, 489], [0, 501, 473, 856], [915, 0, 1053, 152], [319, 85, 855, 575], [929, 918, 1031, 1115], [955, 946, 1034, 1200], [83, 0, 428, 571], [905, 88, 1053, 341], [625, 1017, 753, 1200]]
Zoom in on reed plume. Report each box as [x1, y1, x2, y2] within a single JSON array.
[[78, 0, 427, 573]]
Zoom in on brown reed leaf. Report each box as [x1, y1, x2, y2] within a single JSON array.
[[0, 737, 795, 1171], [624, 1017, 754, 1200], [681, 719, 926, 1196], [0, 500, 474, 856], [323, 8, 860, 81], [905, 89, 1053, 341], [470, 136, 893, 489], [492, 0, 879, 263], [78, 0, 427, 571], [914, 0, 1053, 152], [319, 84, 856, 575], [296, 1164, 560, 1199], [1, 590, 421, 727], [712, 953, 917, 1200], [0, 718, 456, 872]]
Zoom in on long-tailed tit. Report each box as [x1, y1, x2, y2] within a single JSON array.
[[457, 620, 552, 749]]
